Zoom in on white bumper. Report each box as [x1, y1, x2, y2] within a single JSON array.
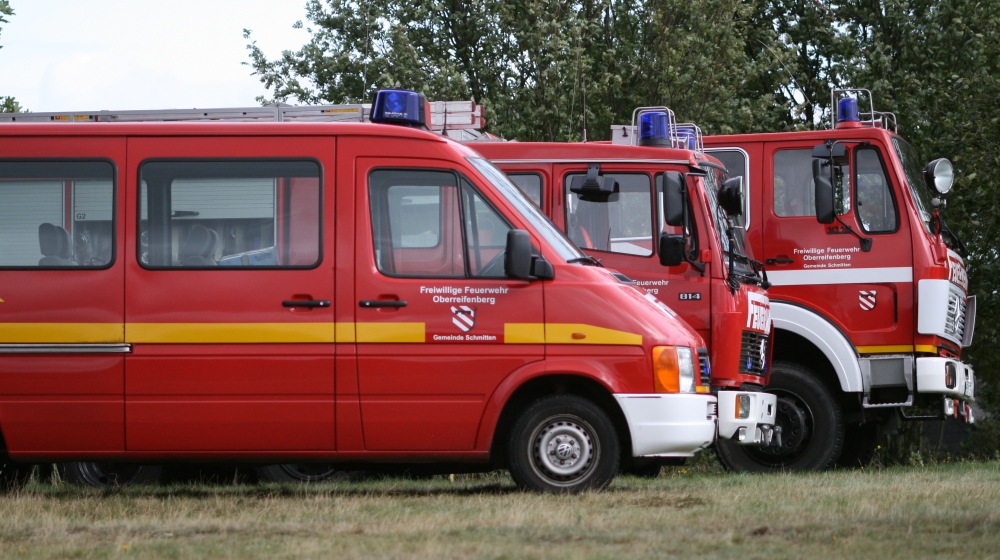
[[716, 390, 778, 445], [613, 393, 717, 457], [916, 357, 975, 401]]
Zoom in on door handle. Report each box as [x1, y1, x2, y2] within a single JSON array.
[[282, 300, 331, 308], [359, 300, 408, 308], [766, 258, 794, 265]]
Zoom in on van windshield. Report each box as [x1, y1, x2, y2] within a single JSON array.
[[467, 157, 585, 262]]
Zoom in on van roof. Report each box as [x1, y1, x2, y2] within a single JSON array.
[[0, 120, 453, 142]]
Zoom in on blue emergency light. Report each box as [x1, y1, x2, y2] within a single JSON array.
[[676, 127, 697, 150], [638, 111, 670, 147], [371, 90, 430, 129], [837, 97, 861, 125]]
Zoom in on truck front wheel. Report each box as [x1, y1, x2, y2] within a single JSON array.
[[716, 361, 844, 472], [507, 395, 619, 493]]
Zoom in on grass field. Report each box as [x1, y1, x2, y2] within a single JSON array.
[[2, 459, 998, 560]]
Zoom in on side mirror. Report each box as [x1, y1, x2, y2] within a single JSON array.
[[659, 233, 686, 266], [505, 229, 555, 281], [570, 163, 618, 202], [924, 158, 954, 195], [719, 176, 743, 216], [505, 229, 533, 280], [813, 158, 835, 224], [662, 171, 685, 226]]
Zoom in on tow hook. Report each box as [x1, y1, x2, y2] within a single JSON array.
[[767, 425, 783, 449]]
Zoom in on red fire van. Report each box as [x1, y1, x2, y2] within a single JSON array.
[[0, 91, 718, 493]]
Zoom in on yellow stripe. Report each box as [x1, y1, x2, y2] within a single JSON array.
[[506, 323, 642, 345], [354, 322, 425, 343], [505, 323, 546, 344], [0, 323, 124, 343], [856, 345, 939, 355], [126, 323, 335, 344], [2, 322, 641, 346]]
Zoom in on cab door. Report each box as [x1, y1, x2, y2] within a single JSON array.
[[762, 141, 913, 342], [353, 157, 544, 451], [123, 135, 336, 452]]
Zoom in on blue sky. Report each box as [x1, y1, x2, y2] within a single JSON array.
[[0, 0, 311, 111]]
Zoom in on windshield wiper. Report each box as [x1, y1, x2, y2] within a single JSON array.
[[567, 255, 604, 267]]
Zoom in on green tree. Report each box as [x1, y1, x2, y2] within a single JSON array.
[[244, 0, 793, 140]]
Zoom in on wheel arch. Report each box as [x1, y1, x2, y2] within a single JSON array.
[[485, 373, 632, 470], [771, 301, 862, 393]]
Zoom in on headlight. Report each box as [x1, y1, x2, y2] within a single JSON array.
[[653, 346, 697, 393]]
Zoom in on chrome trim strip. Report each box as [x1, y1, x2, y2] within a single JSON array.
[[0, 343, 132, 354]]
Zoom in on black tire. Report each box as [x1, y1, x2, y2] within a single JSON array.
[[0, 461, 33, 493], [59, 462, 162, 488], [255, 463, 346, 483], [507, 395, 620, 493], [837, 422, 880, 468], [715, 361, 844, 473]]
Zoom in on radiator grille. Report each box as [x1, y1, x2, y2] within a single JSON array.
[[739, 331, 769, 377]]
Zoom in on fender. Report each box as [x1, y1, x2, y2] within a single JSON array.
[[473, 356, 623, 451], [771, 301, 862, 393]]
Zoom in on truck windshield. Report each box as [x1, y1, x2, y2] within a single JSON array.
[[893, 137, 936, 236], [467, 157, 585, 262], [702, 168, 761, 284]]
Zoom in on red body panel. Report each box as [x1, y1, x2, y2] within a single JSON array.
[[704, 128, 958, 357]]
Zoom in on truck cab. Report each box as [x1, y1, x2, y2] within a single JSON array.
[[472, 108, 778, 456], [703, 89, 975, 471]]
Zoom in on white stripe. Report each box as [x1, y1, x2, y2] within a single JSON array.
[[768, 267, 912, 286]]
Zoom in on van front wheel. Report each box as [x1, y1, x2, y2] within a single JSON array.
[[507, 395, 619, 493]]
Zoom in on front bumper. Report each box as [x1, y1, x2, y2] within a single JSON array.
[[916, 356, 975, 423], [916, 357, 974, 401], [716, 390, 778, 445], [613, 393, 717, 457]]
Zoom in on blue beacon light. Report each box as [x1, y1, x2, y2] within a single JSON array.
[[638, 111, 670, 147], [371, 90, 429, 129], [836, 97, 862, 129], [676, 127, 697, 150]]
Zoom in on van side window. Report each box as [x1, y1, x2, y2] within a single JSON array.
[[0, 160, 114, 268], [139, 160, 321, 268], [773, 149, 850, 217], [506, 173, 543, 207], [369, 169, 513, 278], [564, 172, 653, 256], [855, 147, 898, 233]]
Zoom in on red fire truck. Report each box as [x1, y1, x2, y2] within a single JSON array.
[[699, 89, 976, 471], [471, 109, 779, 462], [0, 90, 720, 493]]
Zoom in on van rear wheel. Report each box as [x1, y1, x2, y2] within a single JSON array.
[[507, 395, 619, 493], [59, 462, 162, 488], [715, 361, 844, 473], [255, 463, 345, 483]]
